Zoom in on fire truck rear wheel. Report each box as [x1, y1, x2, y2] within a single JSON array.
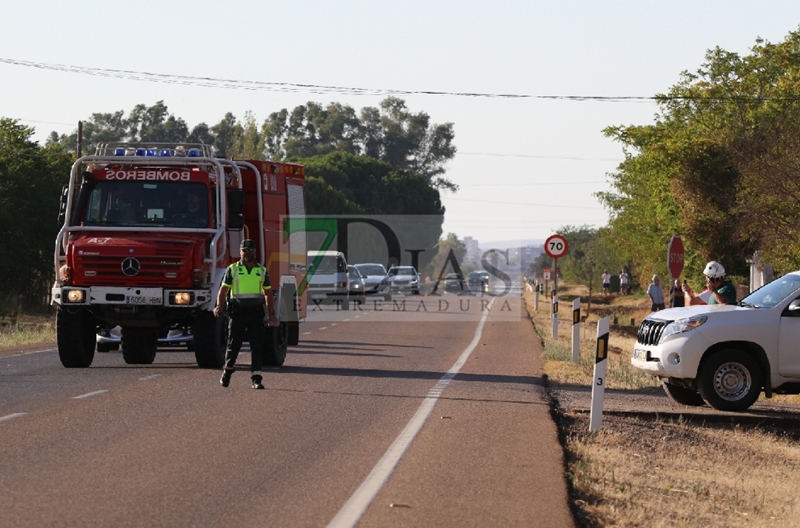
[[121, 328, 157, 364], [193, 311, 226, 369], [263, 323, 287, 367], [57, 307, 96, 368]]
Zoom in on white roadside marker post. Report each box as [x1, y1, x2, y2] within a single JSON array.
[[589, 316, 610, 432], [552, 294, 559, 338], [572, 298, 580, 364]]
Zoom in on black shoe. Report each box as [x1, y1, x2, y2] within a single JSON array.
[[251, 375, 264, 390], [220, 370, 232, 387]]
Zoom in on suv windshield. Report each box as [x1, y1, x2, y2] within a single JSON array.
[[741, 274, 800, 308], [83, 181, 210, 228], [308, 255, 346, 273], [355, 264, 387, 276], [388, 267, 416, 276]]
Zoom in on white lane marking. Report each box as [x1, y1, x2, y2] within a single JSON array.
[[319, 327, 328, 330], [73, 390, 108, 400], [139, 374, 162, 381], [303, 332, 312, 335], [331, 323, 338, 326], [0, 413, 27, 423], [327, 298, 495, 528], [344, 319, 352, 322], [9, 347, 57, 357]]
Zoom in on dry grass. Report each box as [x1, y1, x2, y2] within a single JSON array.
[[563, 413, 800, 527], [525, 284, 800, 527], [523, 284, 658, 390], [0, 317, 55, 348]]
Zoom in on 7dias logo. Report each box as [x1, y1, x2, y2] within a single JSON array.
[[282, 215, 522, 322]]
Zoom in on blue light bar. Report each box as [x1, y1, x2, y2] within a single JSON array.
[[114, 148, 125, 156], [187, 148, 201, 157], [146, 149, 157, 156], [135, 148, 147, 156], [160, 149, 172, 157]]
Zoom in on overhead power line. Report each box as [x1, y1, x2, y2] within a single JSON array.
[[0, 57, 749, 103]]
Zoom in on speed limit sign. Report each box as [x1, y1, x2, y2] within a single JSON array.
[[545, 234, 569, 259]]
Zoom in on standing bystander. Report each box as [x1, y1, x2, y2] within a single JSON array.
[[619, 269, 629, 295], [602, 270, 611, 295], [647, 275, 665, 311], [669, 279, 685, 308]]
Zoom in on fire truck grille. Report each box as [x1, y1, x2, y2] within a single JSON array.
[[636, 319, 670, 346], [78, 252, 187, 284]]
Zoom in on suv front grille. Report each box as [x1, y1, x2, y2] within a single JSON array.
[[637, 319, 670, 346]]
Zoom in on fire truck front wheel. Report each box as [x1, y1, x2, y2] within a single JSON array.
[[193, 311, 226, 369], [121, 328, 157, 364], [57, 307, 96, 368]]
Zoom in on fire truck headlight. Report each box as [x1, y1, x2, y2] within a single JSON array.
[[66, 289, 85, 303], [172, 292, 192, 305]]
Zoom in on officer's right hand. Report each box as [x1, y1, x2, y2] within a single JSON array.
[[213, 306, 226, 317]]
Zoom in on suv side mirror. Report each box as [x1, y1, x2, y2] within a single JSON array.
[[789, 299, 800, 312]]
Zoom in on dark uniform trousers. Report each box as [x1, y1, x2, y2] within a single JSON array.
[[223, 305, 266, 372]]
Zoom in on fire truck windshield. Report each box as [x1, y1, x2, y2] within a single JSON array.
[[83, 181, 210, 228]]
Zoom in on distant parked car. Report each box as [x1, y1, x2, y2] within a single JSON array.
[[347, 265, 367, 304], [354, 263, 392, 301], [388, 266, 421, 294], [468, 271, 490, 293], [444, 272, 466, 293], [96, 326, 194, 353]]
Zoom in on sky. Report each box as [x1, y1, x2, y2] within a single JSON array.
[[3, 1, 800, 248]]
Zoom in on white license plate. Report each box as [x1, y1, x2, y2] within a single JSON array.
[[633, 348, 648, 361], [127, 296, 162, 305]]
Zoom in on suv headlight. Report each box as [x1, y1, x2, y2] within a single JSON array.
[[660, 315, 707, 342]]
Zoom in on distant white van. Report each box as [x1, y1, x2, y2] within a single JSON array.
[[306, 250, 350, 309]]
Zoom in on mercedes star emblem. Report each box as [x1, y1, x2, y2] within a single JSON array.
[[121, 257, 141, 276]]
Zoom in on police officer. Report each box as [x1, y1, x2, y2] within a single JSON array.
[[213, 239, 279, 389]]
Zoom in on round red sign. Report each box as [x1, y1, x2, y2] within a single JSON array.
[[667, 235, 685, 279], [545, 234, 569, 259]]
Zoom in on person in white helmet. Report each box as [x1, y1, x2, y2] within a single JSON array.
[[683, 261, 737, 305]]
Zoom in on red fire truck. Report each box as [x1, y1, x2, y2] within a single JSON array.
[[51, 143, 307, 369]]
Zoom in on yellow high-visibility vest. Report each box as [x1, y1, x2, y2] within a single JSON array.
[[224, 263, 271, 307]]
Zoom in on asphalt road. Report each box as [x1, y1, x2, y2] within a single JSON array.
[[0, 289, 574, 527]]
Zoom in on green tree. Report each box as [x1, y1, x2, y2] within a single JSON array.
[[299, 151, 444, 217], [598, 29, 800, 284], [211, 112, 237, 158], [0, 119, 73, 310], [265, 97, 457, 190], [128, 101, 189, 142], [228, 111, 267, 160]]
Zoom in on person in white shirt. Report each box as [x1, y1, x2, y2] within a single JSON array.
[[602, 270, 611, 295], [619, 269, 629, 295]]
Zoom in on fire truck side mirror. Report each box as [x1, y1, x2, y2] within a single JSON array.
[[57, 185, 68, 225], [227, 189, 245, 230], [228, 190, 244, 215]]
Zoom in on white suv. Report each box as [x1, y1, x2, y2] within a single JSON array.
[[631, 271, 800, 411]]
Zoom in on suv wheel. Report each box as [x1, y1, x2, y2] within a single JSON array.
[[698, 349, 762, 412]]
